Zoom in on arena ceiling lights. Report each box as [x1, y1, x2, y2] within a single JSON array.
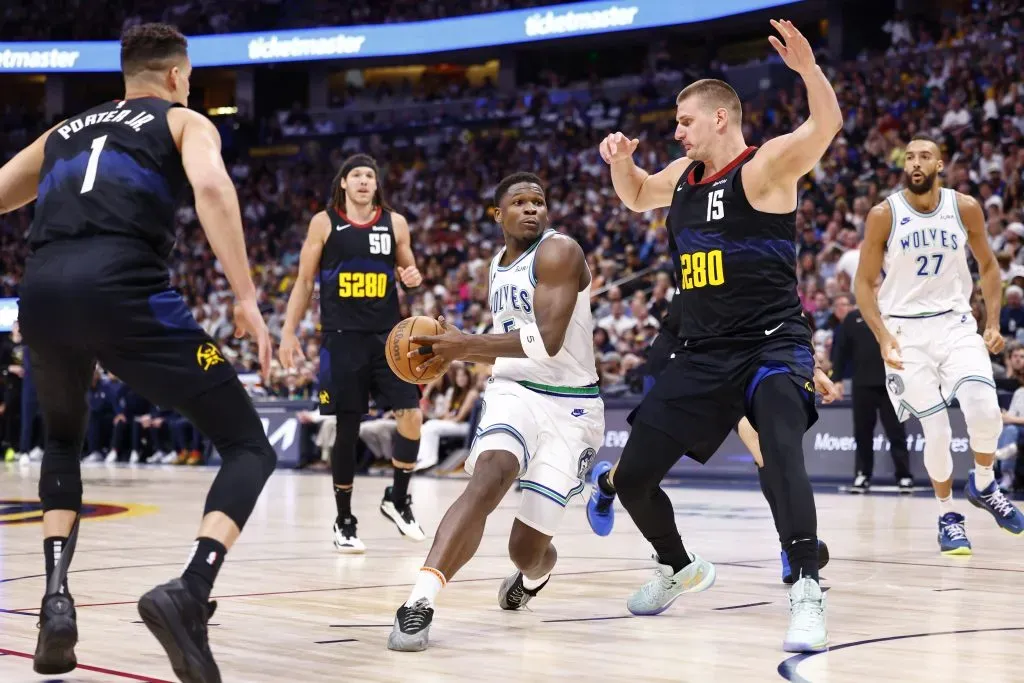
[[0, 0, 802, 73]]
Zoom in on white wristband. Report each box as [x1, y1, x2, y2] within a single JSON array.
[[519, 322, 551, 360]]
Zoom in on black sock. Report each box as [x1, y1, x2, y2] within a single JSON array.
[[392, 467, 413, 505], [182, 537, 227, 603], [44, 536, 70, 595], [391, 433, 418, 504], [598, 471, 616, 496], [334, 485, 353, 521], [785, 537, 819, 582]]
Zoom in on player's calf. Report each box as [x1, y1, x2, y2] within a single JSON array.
[[500, 520, 556, 610]]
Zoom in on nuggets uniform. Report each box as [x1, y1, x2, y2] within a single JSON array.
[[466, 229, 605, 536], [878, 187, 996, 421], [316, 205, 419, 415], [18, 97, 236, 408]]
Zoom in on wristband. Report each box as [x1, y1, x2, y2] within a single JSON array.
[[519, 322, 551, 360]]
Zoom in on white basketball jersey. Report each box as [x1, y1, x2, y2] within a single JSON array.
[[488, 230, 598, 389], [878, 188, 972, 318]]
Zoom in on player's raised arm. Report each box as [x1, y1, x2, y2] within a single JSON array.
[[743, 20, 843, 190], [600, 133, 689, 212], [174, 107, 272, 375], [392, 212, 423, 290], [279, 211, 330, 368], [959, 192, 1005, 355], [854, 201, 902, 369], [0, 123, 60, 214], [410, 235, 585, 368]]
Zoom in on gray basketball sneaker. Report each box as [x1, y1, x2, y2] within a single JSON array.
[[387, 598, 434, 652], [626, 552, 716, 616], [783, 576, 828, 652]]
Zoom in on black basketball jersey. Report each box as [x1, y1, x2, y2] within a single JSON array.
[[318, 206, 400, 332], [29, 97, 187, 262], [667, 146, 803, 341]]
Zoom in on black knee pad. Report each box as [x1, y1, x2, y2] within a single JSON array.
[[335, 412, 362, 446], [39, 453, 83, 512], [392, 432, 419, 465]]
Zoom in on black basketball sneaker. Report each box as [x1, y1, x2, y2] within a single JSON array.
[[138, 578, 221, 683], [33, 592, 78, 674]]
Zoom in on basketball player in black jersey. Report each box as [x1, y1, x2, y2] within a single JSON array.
[[595, 20, 841, 652], [280, 154, 425, 550], [0, 24, 277, 682]]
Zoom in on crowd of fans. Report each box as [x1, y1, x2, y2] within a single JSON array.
[[2, 3, 1024, 488], [1, 0, 569, 40]]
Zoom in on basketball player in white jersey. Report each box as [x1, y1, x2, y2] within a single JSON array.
[[856, 135, 1024, 554], [386, 172, 603, 652]]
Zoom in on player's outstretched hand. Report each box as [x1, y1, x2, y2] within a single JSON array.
[[599, 132, 640, 165], [983, 325, 1006, 355], [278, 331, 305, 370], [234, 299, 274, 381], [397, 265, 423, 289], [813, 367, 842, 404], [408, 316, 465, 373], [768, 19, 816, 75], [880, 333, 904, 370]]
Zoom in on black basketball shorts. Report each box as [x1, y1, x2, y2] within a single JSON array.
[[629, 318, 818, 463], [18, 241, 237, 410], [318, 330, 420, 415]]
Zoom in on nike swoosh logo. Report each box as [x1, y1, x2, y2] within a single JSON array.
[[336, 224, 350, 231], [764, 322, 784, 335]]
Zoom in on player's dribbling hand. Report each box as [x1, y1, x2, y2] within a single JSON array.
[[983, 326, 1005, 355], [278, 331, 305, 370], [233, 300, 274, 381], [408, 316, 463, 374], [768, 19, 816, 75], [397, 265, 423, 289], [813, 367, 842, 404], [880, 333, 904, 370], [599, 132, 640, 165]]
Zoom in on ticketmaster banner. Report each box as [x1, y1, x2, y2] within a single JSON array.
[[252, 400, 973, 483], [0, 0, 801, 72]]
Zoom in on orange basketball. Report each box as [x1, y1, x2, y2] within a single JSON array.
[[386, 316, 446, 384]]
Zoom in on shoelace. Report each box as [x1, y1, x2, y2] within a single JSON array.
[[982, 488, 1017, 518], [506, 582, 526, 605], [639, 566, 677, 601], [944, 520, 968, 541], [400, 600, 431, 631], [790, 594, 824, 631]]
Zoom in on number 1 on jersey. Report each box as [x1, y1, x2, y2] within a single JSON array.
[[80, 135, 107, 194]]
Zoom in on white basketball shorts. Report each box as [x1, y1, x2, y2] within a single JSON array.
[[882, 312, 996, 422], [466, 377, 605, 536]]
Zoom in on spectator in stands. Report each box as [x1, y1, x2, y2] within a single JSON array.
[[414, 363, 481, 471], [1000, 285, 1024, 340]]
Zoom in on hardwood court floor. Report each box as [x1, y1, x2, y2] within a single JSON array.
[[0, 463, 1021, 682]]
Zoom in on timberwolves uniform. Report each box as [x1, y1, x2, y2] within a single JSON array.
[[631, 147, 815, 461], [317, 205, 419, 415], [466, 230, 604, 536], [878, 188, 996, 421], [18, 97, 236, 408]]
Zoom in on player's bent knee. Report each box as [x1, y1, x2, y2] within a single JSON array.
[[465, 450, 519, 508], [508, 519, 552, 571], [919, 412, 953, 482], [394, 408, 423, 439], [957, 382, 1002, 454]]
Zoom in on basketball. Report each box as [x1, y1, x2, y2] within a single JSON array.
[[386, 315, 446, 384]]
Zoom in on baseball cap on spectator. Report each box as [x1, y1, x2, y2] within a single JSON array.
[[986, 195, 1004, 211], [1007, 222, 1024, 238]]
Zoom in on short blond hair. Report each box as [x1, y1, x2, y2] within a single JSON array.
[[676, 79, 742, 122]]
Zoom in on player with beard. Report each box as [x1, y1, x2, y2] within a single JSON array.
[[855, 134, 1024, 554]]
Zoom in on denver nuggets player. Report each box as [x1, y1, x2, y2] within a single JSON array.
[[386, 172, 604, 652], [855, 135, 1024, 554]]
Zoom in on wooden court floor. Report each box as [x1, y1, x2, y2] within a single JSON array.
[[0, 463, 1021, 682]]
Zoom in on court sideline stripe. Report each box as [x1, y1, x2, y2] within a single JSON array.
[[777, 626, 1024, 682], [0, 646, 173, 682]]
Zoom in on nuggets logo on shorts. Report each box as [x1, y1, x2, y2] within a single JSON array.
[[804, 381, 813, 393], [886, 373, 905, 396], [319, 389, 330, 405], [577, 447, 596, 480], [196, 342, 225, 371]]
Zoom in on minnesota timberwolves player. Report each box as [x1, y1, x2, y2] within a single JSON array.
[[595, 20, 841, 652], [280, 154, 425, 551], [386, 173, 604, 652], [0, 23, 277, 681]]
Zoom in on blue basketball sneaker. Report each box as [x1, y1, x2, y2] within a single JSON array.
[[965, 471, 1024, 535], [781, 539, 830, 584], [586, 461, 615, 536], [938, 512, 972, 555]]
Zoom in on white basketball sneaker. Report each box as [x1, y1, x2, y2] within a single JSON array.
[[626, 552, 716, 616], [783, 576, 828, 652], [333, 516, 365, 554]]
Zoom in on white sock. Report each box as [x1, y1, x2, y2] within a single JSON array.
[[937, 495, 956, 516], [521, 572, 550, 590], [404, 567, 445, 608], [974, 464, 995, 491]]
